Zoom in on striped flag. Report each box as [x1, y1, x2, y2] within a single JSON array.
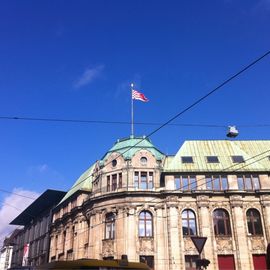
[[132, 89, 149, 102]]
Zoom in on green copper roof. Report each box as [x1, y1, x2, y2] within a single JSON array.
[[102, 136, 164, 161], [58, 164, 94, 205], [165, 140, 270, 172]]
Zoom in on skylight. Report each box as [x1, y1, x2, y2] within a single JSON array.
[[206, 156, 219, 163], [231, 155, 245, 163], [181, 156, 194, 163]]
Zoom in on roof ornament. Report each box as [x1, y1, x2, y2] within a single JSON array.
[[226, 126, 239, 138]]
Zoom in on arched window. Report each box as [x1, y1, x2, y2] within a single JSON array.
[[246, 209, 263, 235], [213, 209, 231, 236], [139, 211, 153, 237], [105, 213, 115, 239], [182, 209, 197, 236]]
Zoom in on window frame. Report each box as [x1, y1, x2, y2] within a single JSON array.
[[174, 175, 197, 190], [182, 209, 197, 236], [206, 175, 228, 190], [246, 209, 263, 236], [139, 211, 153, 237], [213, 209, 231, 236], [134, 171, 154, 189], [237, 175, 260, 190], [105, 213, 115, 240]]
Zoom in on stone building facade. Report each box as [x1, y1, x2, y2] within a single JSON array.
[[49, 137, 270, 270]]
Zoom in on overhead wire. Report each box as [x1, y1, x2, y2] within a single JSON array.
[[55, 49, 270, 196], [1, 50, 270, 209]]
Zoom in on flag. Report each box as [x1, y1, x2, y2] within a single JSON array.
[[132, 89, 149, 102]]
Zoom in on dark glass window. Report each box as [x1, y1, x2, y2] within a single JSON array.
[[206, 156, 219, 163], [247, 209, 263, 235], [182, 209, 197, 236], [118, 173, 122, 188], [232, 155, 245, 163], [107, 176, 110, 192], [213, 209, 231, 236], [206, 175, 228, 190], [185, 255, 199, 270], [181, 156, 194, 163], [139, 211, 153, 237], [140, 256, 154, 270], [105, 213, 115, 239], [112, 174, 117, 191], [140, 157, 148, 165], [237, 175, 260, 190], [112, 159, 117, 167]]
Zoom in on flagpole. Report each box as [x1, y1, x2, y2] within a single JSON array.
[[131, 83, 134, 136]]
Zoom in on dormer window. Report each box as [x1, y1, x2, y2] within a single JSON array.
[[181, 156, 194, 163], [140, 157, 148, 165], [206, 156, 219, 163], [112, 159, 117, 167], [231, 155, 245, 163]]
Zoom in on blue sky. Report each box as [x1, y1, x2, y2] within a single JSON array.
[[0, 0, 270, 234]]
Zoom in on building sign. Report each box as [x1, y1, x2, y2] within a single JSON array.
[[22, 243, 29, 266]]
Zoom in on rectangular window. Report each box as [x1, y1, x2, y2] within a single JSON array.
[[237, 175, 260, 190], [232, 155, 245, 163], [206, 156, 219, 163], [148, 172, 153, 189], [112, 174, 117, 191], [118, 173, 122, 188], [206, 175, 228, 190], [134, 172, 139, 188], [175, 176, 180, 189], [181, 156, 194, 163], [141, 172, 147, 189], [134, 172, 154, 189], [140, 256, 154, 270], [185, 255, 199, 270], [107, 176, 110, 192], [174, 175, 197, 190]]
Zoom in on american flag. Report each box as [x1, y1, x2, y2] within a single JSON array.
[[132, 89, 149, 102]]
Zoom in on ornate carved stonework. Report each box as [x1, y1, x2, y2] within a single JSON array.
[[216, 237, 233, 252], [230, 195, 243, 208], [250, 237, 265, 251], [138, 237, 154, 253], [184, 237, 196, 252], [166, 195, 179, 202], [102, 239, 115, 257], [197, 195, 210, 208]]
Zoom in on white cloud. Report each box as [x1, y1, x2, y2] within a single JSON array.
[[0, 189, 39, 246], [74, 65, 104, 89]]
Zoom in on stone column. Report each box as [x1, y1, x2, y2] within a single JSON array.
[[167, 205, 181, 270], [230, 196, 252, 270], [197, 196, 216, 270], [125, 208, 137, 261], [155, 207, 169, 270]]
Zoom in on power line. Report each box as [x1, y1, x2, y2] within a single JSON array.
[[60, 49, 270, 194], [1, 49, 270, 204], [0, 189, 37, 200], [2, 116, 270, 129]]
